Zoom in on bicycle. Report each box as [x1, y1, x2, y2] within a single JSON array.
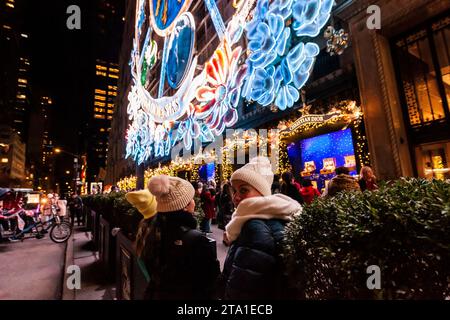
[[3, 209, 72, 243]]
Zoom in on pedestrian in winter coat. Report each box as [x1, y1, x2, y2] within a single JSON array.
[[54, 194, 67, 217], [271, 174, 281, 194], [322, 166, 361, 197], [221, 157, 302, 300], [41, 194, 56, 217], [300, 179, 321, 204], [145, 175, 220, 300], [68, 193, 83, 226], [200, 184, 216, 233], [218, 183, 234, 230], [359, 166, 378, 191], [280, 171, 304, 204]]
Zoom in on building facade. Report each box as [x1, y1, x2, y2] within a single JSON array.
[[0, 0, 32, 142], [107, 0, 450, 187], [105, 0, 137, 185], [0, 125, 26, 187], [337, 0, 450, 180], [26, 95, 56, 190]]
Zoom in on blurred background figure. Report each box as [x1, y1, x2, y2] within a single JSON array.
[[200, 183, 215, 233], [271, 174, 281, 194], [280, 172, 304, 204], [68, 192, 83, 226], [55, 194, 67, 219], [300, 179, 321, 204], [359, 166, 378, 191], [322, 166, 361, 197]]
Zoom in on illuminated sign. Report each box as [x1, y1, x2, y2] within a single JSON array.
[[126, 0, 333, 164], [287, 112, 341, 132]]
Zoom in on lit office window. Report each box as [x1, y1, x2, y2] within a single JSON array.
[[94, 101, 106, 107], [95, 89, 106, 95], [95, 95, 106, 101]]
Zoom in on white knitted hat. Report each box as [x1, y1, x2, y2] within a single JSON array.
[[147, 175, 195, 212], [231, 156, 274, 196]]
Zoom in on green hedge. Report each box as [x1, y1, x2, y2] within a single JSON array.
[[83, 192, 206, 240], [82, 192, 141, 240], [283, 178, 450, 299]]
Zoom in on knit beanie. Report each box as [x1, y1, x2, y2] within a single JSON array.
[[147, 175, 195, 212], [125, 189, 157, 219], [231, 156, 274, 196]]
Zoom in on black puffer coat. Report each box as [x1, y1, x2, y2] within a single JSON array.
[[221, 218, 291, 300], [143, 211, 220, 300]]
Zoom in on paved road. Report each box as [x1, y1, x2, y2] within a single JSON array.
[[0, 233, 66, 300]]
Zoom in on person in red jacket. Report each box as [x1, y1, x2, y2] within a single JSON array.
[[200, 184, 216, 233], [300, 179, 321, 205]]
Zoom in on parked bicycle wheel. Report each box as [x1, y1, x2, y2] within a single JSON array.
[[49, 223, 72, 243]]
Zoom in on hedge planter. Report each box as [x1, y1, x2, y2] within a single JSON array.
[[284, 178, 450, 299], [91, 210, 101, 251], [99, 215, 116, 280], [85, 207, 94, 231]]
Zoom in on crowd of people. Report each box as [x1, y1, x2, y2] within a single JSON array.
[[125, 156, 379, 300], [0, 191, 84, 241]]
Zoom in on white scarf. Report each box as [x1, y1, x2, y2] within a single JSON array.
[[225, 194, 302, 242]]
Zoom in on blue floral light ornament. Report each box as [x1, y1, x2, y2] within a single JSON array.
[[242, 0, 334, 110]]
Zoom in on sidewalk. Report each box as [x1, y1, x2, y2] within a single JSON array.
[[62, 226, 115, 300], [208, 224, 228, 269]]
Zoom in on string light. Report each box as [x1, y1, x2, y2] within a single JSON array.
[[118, 100, 370, 187]]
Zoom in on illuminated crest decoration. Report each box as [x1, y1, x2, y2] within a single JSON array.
[[126, 0, 334, 164], [150, 0, 194, 36]]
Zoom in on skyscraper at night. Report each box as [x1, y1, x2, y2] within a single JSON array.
[[83, 0, 125, 186], [27, 95, 55, 190], [0, 0, 32, 142]]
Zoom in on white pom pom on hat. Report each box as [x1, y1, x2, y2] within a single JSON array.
[[147, 175, 170, 197], [231, 156, 274, 196], [147, 175, 195, 213]]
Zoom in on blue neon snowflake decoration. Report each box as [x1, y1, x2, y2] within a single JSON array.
[[242, 0, 334, 110]]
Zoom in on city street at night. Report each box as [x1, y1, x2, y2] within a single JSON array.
[[1, 0, 450, 311], [0, 231, 66, 300]]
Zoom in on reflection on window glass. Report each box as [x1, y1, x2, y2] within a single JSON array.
[[395, 16, 449, 127], [433, 19, 450, 110]]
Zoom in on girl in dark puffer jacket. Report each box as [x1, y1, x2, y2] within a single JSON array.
[[220, 157, 302, 300]]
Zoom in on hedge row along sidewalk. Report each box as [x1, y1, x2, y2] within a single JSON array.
[[83, 178, 449, 299], [284, 178, 450, 299]]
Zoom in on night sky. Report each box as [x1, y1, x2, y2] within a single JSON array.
[[24, 0, 93, 154], [18, 0, 126, 188]]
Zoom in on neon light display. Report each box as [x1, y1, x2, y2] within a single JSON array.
[[150, 0, 194, 36], [126, 0, 333, 164], [166, 12, 196, 89], [242, 0, 334, 110]]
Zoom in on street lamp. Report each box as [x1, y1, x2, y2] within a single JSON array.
[[53, 147, 81, 194]]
